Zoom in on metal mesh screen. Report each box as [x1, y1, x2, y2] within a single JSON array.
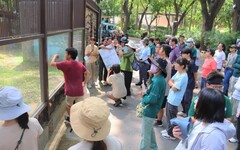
[[47, 0, 71, 32], [0, 0, 40, 39]]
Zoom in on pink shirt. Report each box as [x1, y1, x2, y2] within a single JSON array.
[[201, 58, 217, 78], [56, 60, 87, 96]]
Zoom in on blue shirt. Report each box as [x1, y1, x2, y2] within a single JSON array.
[[167, 72, 188, 106], [139, 46, 151, 64]]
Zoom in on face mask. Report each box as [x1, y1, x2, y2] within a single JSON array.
[[150, 64, 159, 74], [185, 42, 190, 48], [126, 47, 131, 53]]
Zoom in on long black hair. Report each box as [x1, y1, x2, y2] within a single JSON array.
[[92, 140, 107, 150], [16, 112, 29, 129], [194, 88, 225, 123]]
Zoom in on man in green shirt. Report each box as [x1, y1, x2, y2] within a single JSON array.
[[140, 58, 167, 150], [188, 71, 232, 121], [149, 38, 156, 58]]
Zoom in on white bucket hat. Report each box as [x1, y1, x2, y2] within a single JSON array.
[[126, 41, 136, 49], [0, 86, 31, 120], [186, 38, 194, 43], [70, 97, 111, 141]]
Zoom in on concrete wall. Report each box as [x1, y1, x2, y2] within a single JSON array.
[[38, 94, 66, 150]]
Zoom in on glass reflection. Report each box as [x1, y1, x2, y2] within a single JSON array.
[[47, 33, 69, 95], [0, 39, 41, 115]]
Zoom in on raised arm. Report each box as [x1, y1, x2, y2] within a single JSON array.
[[50, 54, 59, 67]]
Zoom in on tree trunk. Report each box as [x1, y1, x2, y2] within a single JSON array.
[[172, 23, 179, 36], [123, 14, 130, 32], [189, 4, 194, 31], [171, 0, 196, 35], [135, 3, 139, 30], [233, 0, 240, 31], [138, 4, 149, 30], [122, 0, 133, 32], [199, 0, 225, 50]]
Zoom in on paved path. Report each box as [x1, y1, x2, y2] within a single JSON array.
[[54, 38, 237, 150], [55, 70, 237, 150]]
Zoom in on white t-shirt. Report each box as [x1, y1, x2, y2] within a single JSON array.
[[68, 135, 122, 150], [107, 73, 127, 98], [0, 118, 43, 150], [214, 50, 226, 69]]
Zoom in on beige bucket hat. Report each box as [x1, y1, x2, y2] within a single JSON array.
[[70, 97, 111, 141]]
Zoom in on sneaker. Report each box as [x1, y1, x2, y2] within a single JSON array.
[[177, 111, 187, 117], [162, 132, 176, 140], [114, 99, 122, 107], [161, 129, 167, 134], [102, 81, 107, 86], [135, 82, 142, 86], [154, 120, 163, 127], [228, 137, 238, 143], [87, 83, 92, 89]]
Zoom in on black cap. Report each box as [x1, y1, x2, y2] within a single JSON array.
[[149, 58, 167, 78]]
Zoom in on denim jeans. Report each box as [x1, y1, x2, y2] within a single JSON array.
[[140, 116, 158, 150], [200, 77, 207, 89], [223, 68, 233, 95]]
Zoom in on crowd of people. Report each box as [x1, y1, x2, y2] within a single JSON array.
[[84, 33, 240, 149], [1, 31, 240, 150], [62, 33, 240, 149]]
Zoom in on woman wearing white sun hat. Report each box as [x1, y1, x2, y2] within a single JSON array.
[[118, 40, 136, 97], [68, 97, 122, 150], [0, 86, 43, 150]]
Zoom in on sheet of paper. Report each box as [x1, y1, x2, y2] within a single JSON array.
[[99, 49, 120, 69]]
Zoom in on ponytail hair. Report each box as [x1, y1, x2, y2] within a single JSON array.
[[92, 140, 107, 150], [16, 112, 29, 129]]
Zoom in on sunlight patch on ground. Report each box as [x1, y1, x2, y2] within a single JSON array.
[[109, 113, 123, 135]]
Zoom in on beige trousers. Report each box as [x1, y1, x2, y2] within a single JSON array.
[[86, 62, 97, 85]]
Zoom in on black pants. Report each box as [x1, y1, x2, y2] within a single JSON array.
[[122, 70, 133, 96], [138, 62, 149, 85], [166, 102, 178, 137], [171, 67, 177, 77], [98, 55, 107, 81], [181, 88, 194, 114]]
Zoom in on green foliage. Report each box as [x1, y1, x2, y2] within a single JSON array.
[[127, 29, 147, 38], [215, 0, 233, 31], [99, 0, 121, 16], [127, 26, 172, 40], [127, 27, 240, 52], [202, 31, 240, 50]]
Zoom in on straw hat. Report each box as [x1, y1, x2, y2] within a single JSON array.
[[70, 97, 111, 141], [0, 86, 31, 120]]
